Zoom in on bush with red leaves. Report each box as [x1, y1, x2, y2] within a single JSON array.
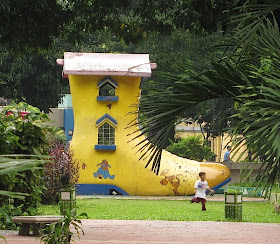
[[42, 142, 80, 204]]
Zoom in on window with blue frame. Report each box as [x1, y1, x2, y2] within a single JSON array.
[[97, 77, 119, 101], [98, 122, 115, 145], [95, 114, 117, 151], [99, 83, 115, 96]]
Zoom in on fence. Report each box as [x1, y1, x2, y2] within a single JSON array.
[[225, 186, 270, 198]]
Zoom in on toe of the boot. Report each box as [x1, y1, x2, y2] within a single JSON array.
[[200, 162, 231, 190]]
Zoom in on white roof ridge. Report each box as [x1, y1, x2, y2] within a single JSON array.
[[57, 52, 157, 78]]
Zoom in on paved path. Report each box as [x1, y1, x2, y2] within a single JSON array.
[[0, 196, 273, 244], [2, 219, 280, 244], [77, 194, 267, 202]]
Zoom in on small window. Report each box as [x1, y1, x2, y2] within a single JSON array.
[[99, 83, 115, 96], [98, 122, 115, 145], [97, 77, 118, 102]]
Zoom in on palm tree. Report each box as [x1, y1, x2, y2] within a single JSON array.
[[134, 1, 280, 189]]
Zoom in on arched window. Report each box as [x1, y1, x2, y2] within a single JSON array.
[[98, 122, 115, 145], [95, 114, 117, 151]]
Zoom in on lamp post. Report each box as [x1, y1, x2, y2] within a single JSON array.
[[225, 191, 242, 221], [59, 188, 76, 215]]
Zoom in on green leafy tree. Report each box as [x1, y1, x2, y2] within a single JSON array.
[[166, 136, 215, 161], [0, 0, 68, 51], [0, 0, 240, 111], [183, 99, 236, 140], [0, 0, 247, 52], [0, 48, 69, 112]]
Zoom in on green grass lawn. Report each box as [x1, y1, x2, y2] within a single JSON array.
[[39, 198, 280, 223]]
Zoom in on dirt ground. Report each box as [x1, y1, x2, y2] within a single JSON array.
[[2, 219, 280, 244]]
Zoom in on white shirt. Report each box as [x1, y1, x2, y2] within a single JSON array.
[[194, 180, 209, 199]]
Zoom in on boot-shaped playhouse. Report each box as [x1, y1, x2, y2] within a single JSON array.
[[57, 52, 231, 195]]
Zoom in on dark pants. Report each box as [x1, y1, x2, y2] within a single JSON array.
[[191, 197, 206, 210]]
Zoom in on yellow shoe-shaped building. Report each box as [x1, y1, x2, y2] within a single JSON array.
[[57, 52, 231, 196]]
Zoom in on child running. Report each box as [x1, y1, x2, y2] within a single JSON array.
[[190, 172, 214, 211]]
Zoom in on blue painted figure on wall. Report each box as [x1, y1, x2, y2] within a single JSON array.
[[93, 160, 115, 180]]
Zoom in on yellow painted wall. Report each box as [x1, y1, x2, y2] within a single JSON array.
[[69, 75, 231, 196]]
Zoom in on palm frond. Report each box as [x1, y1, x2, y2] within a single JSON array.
[[0, 155, 46, 198], [134, 61, 252, 173], [0, 190, 28, 199], [134, 2, 280, 188], [227, 1, 280, 57], [0, 155, 47, 175]]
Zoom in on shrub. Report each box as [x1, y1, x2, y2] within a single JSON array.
[[0, 102, 65, 154], [0, 156, 46, 229], [0, 155, 47, 231], [0, 203, 23, 230], [165, 135, 215, 161], [0, 102, 65, 229], [42, 142, 80, 204]]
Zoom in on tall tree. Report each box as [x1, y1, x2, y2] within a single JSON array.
[[0, 0, 243, 51], [0, 48, 68, 112], [0, 0, 68, 51], [183, 98, 236, 140], [0, 0, 233, 111]]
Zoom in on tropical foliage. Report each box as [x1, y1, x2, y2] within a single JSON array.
[[0, 155, 46, 198], [0, 0, 239, 51], [0, 48, 69, 112], [135, 0, 280, 190], [0, 1, 238, 112], [166, 135, 215, 161], [0, 102, 65, 229], [40, 208, 87, 244], [182, 98, 236, 140], [0, 102, 65, 154], [0, 155, 46, 230]]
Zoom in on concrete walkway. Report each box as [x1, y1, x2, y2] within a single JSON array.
[[0, 195, 275, 244], [1, 219, 280, 244], [77, 194, 267, 202]]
